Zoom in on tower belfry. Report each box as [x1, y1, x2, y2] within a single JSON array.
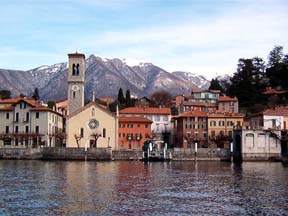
[[67, 53, 85, 115]]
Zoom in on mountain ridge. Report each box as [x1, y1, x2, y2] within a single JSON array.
[[0, 55, 216, 101]]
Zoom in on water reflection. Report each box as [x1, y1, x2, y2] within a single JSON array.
[[0, 161, 287, 215]]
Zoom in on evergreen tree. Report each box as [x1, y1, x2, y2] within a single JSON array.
[[209, 78, 224, 92], [117, 88, 125, 105], [0, 90, 11, 100], [125, 89, 132, 107], [32, 88, 40, 100]]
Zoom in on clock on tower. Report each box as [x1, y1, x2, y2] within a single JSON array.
[[67, 53, 86, 115]]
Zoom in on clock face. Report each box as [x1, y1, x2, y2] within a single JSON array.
[[88, 119, 99, 130], [72, 85, 79, 91]]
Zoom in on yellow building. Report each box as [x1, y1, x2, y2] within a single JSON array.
[[208, 111, 244, 141], [65, 53, 118, 149], [66, 102, 117, 149]]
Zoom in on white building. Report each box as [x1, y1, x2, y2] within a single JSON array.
[[0, 97, 64, 147], [247, 106, 288, 130]]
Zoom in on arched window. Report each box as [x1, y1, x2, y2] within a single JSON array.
[[72, 64, 76, 75], [92, 108, 95, 116], [103, 128, 106, 138], [245, 133, 254, 148], [76, 64, 80, 76]]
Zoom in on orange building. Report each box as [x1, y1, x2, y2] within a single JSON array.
[[118, 116, 152, 149], [172, 109, 208, 148]]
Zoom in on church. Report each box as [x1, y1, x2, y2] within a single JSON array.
[[66, 53, 118, 149]]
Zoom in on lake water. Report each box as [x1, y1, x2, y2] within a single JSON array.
[[0, 160, 287, 215]]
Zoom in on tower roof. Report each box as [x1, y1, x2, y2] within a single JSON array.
[[68, 52, 85, 58]]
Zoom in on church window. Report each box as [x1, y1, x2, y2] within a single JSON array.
[[103, 128, 106, 138], [92, 108, 95, 116], [80, 128, 84, 137], [72, 91, 76, 99]]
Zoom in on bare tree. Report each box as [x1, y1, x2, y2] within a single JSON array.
[[150, 90, 172, 108], [74, 134, 82, 148], [90, 131, 102, 148]]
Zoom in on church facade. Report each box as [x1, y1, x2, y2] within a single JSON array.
[[66, 53, 118, 149]]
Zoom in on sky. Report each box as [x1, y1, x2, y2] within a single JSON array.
[[0, 0, 287, 79]]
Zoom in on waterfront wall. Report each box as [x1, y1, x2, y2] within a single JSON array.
[[41, 147, 112, 160], [172, 148, 231, 161], [0, 148, 42, 159], [112, 149, 143, 160]]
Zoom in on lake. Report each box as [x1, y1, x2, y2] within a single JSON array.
[[0, 160, 287, 215]]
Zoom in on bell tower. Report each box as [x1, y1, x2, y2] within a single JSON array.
[[67, 52, 85, 115]]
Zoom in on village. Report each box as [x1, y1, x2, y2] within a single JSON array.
[[0, 53, 287, 162]]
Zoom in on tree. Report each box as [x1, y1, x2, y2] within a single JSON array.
[[74, 134, 82, 148], [0, 90, 11, 99], [266, 46, 288, 89], [117, 88, 125, 105], [209, 78, 224, 92], [125, 89, 132, 107], [47, 101, 56, 109], [150, 90, 172, 108], [109, 100, 121, 113], [90, 131, 102, 148], [32, 88, 40, 100], [226, 58, 266, 112]]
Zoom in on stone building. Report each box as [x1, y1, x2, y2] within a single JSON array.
[[65, 53, 118, 149]]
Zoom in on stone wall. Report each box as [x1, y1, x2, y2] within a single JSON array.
[[41, 147, 112, 160], [172, 148, 230, 161], [0, 148, 42, 159], [112, 149, 143, 160]]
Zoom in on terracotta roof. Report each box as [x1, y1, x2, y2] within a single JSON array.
[[218, 96, 238, 102], [173, 110, 207, 119], [56, 100, 68, 109], [30, 107, 63, 116], [98, 97, 114, 104], [0, 97, 39, 107], [68, 53, 85, 58], [182, 101, 217, 107], [0, 106, 14, 111], [208, 110, 244, 118], [120, 107, 171, 115], [262, 87, 288, 95], [263, 106, 288, 116], [119, 116, 153, 123]]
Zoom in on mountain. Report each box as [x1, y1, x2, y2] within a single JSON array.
[[0, 55, 212, 101]]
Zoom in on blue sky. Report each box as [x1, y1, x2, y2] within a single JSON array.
[[1, 0, 287, 79]]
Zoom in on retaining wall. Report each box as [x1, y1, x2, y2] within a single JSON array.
[[112, 149, 143, 160]]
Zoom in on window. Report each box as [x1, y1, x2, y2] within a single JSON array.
[[15, 126, 19, 133], [219, 121, 225, 126], [202, 124, 207, 129], [72, 91, 76, 99], [227, 121, 233, 126], [26, 112, 29, 122], [35, 126, 39, 134], [194, 132, 199, 140], [80, 128, 84, 137], [15, 113, 19, 122], [5, 126, 9, 134], [154, 115, 160, 121], [128, 124, 133, 128], [194, 124, 198, 129], [187, 117, 190, 122], [137, 124, 140, 128], [156, 124, 160, 131], [6, 113, 9, 119], [203, 132, 207, 138], [195, 117, 198, 122], [36, 112, 39, 119], [119, 123, 125, 128], [203, 117, 207, 122], [163, 115, 169, 121], [103, 128, 106, 138], [25, 126, 29, 133], [211, 130, 216, 137], [164, 124, 168, 131], [145, 124, 148, 128], [210, 121, 216, 127], [72, 63, 80, 76], [92, 108, 95, 116]]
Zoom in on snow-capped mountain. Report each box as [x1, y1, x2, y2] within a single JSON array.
[[0, 55, 217, 101]]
